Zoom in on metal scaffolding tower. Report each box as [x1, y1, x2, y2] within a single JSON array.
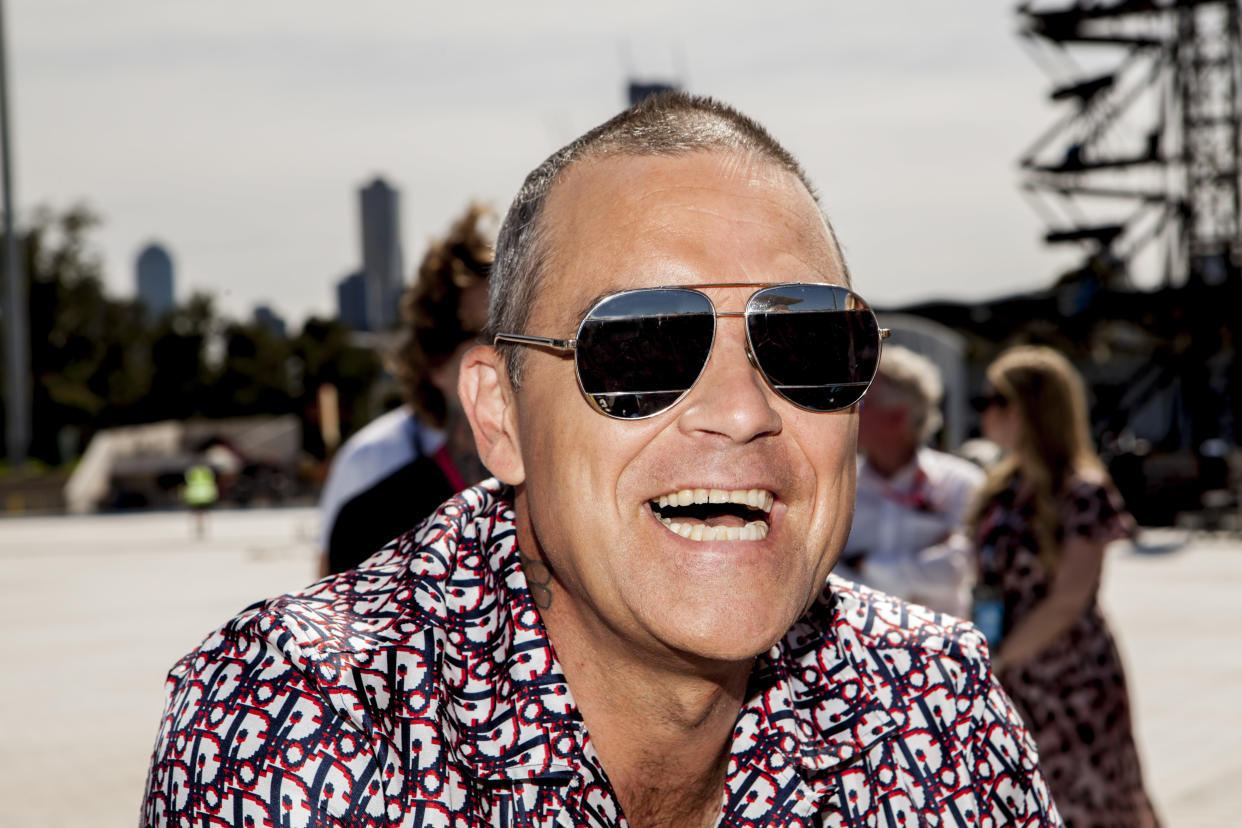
[[1018, 0, 1242, 287]]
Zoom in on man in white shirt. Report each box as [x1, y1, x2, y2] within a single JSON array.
[[840, 345, 984, 618]]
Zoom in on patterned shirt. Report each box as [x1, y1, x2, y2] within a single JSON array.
[[141, 480, 1061, 827]]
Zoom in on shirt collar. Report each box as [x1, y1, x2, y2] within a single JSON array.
[[411, 481, 583, 785], [860, 450, 924, 491], [741, 585, 902, 777], [432, 484, 903, 788]]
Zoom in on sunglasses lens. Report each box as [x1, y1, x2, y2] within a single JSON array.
[[746, 284, 881, 412], [970, 393, 1006, 412], [576, 289, 715, 418]]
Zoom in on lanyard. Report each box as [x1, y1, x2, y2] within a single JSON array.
[[431, 444, 469, 492]]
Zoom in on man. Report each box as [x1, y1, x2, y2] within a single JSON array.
[[839, 345, 984, 618], [317, 203, 493, 574], [141, 94, 1059, 827]]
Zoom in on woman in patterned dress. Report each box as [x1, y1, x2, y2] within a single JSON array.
[[970, 346, 1161, 827]]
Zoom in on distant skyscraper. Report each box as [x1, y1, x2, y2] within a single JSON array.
[[136, 243, 175, 319], [628, 80, 680, 107], [253, 304, 287, 339], [359, 178, 404, 331], [336, 270, 368, 331]]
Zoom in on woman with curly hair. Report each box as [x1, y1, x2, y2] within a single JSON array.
[[318, 203, 494, 575], [971, 345, 1160, 827]]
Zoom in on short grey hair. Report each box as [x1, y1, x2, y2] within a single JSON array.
[[872, 345, 944, 443], [486, 92, 850, 387]]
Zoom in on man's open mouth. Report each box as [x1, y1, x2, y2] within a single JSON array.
[[649, 488, 774, 542]]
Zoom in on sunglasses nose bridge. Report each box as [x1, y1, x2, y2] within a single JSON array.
[[714, 308, 765, 376], [744, 340, 761, 373], [676, 320, 783, 441], [708, 308, 770, 391]]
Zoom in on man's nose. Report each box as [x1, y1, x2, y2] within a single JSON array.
[[675, 320, 782, 442]]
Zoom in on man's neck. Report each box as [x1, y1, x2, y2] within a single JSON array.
[[534, 572, 749, 828]]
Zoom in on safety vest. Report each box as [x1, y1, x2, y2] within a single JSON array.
[[184, 465, 218, 507]]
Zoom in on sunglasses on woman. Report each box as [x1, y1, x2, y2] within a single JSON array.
[[494, 282, 889, 419], [970, 391, 1009, 412]]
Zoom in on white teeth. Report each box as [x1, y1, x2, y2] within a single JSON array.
[[657, 518, 770, 542], [652, 487, 775, 542], [657, 488, 774, 513]]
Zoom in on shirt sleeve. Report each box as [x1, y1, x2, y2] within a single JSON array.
[[139, 615, 389, 828], [1062, 478, 1135, 545]]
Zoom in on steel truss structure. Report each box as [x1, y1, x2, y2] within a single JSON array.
[[1018, 0, 1242, 287]]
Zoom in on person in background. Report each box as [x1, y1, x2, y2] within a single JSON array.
[[839, 345, 983, 617], [182, 462, 218, 539], [971, 344, 1160, 827], [317, 203, 493, 574]]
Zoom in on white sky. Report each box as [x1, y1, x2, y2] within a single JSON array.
[[9, 0, 1105, 327]]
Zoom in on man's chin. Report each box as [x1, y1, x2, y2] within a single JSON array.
[[654, 601, 806, 666]]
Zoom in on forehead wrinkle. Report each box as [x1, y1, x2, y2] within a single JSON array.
[[678, 154, 847, 285], [629, 174, 840, 281], [675, 201, 838, 278], [632, 182, 812, 227]]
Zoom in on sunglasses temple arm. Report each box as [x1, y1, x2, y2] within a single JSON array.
[[492, 333, 577, 352]]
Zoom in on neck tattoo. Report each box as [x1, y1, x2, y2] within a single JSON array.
[[520, 552, 554, 609]]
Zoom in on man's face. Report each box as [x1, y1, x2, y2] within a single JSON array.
[[508, 151, 858, 665], [857, 377, 915, 458]]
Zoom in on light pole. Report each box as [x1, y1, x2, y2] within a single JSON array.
[[0, 0, 28, 467]]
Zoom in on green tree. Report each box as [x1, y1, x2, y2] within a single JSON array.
[[2, 204, 386, 466], [7, 205, 150, 462], [291, 317, 382, 458], [144, 292, 217, 422], [207, 319, 297, 418]]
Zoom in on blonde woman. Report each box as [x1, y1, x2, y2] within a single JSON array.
[[971, 346, 1159, 827]]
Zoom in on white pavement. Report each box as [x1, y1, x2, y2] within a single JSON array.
[[1098, 529, 1242, 826], [0, 508, 323, 828], [0, 509, 1238, 826]]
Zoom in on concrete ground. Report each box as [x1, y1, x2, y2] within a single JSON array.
[[0, 509, 1238, 826]]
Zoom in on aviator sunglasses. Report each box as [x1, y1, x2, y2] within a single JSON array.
[[494, 282, 890, 419]]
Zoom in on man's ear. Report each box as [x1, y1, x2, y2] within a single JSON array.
[[458, 344, 525, 485]]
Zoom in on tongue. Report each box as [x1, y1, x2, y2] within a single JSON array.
[[679, 513, 749, 529]]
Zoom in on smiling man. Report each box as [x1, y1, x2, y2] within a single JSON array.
[[141, 95, 1060, 827]]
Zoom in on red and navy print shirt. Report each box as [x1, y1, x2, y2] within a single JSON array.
[[141, 480, 1061, 827]]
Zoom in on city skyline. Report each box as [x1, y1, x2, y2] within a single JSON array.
[[135, 242, 174, 320], [12, 2, 1113, 328]]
